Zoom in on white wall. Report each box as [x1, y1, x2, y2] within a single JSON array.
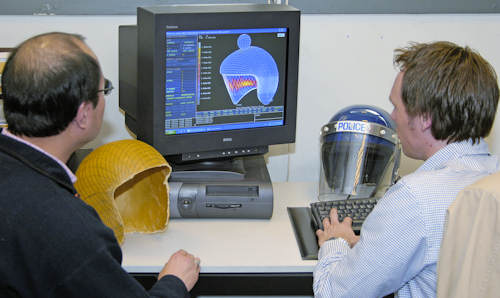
[[1, 13, 500, 184], [289, 13, 500, 183]]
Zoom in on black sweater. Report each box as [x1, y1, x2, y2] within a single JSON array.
[[0, 129, 189, 298]]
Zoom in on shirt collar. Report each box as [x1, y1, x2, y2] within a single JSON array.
[[416, 139, 492, 173], [1, 129, 77, 183]]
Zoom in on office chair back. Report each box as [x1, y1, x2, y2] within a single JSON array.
[[437, 171, 500, 298]]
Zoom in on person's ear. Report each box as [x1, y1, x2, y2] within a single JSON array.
[[73, 101, 93, 129], [419, 113, 432, 132]]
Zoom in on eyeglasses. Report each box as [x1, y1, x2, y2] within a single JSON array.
[[98, 78, 114, 96]]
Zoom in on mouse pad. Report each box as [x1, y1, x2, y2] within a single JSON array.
[[287, 207, 319, 260]]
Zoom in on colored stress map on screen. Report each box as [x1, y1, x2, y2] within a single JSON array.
[[220, 33, 278, 106]]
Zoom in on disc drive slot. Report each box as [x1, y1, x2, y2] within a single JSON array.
[[206, 185, 259, 197]]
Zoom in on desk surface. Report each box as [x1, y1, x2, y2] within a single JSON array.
[[122, 181, 318, 274]]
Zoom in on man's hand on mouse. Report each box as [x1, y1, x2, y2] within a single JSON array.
[[316, 208, 360, 248]]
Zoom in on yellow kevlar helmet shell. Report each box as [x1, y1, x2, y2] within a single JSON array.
[[74, 139, 171, 244]]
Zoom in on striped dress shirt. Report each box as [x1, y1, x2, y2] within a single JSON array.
[[313, 139, 499, 298]]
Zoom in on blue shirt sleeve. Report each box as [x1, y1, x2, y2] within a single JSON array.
[[313, 181, 429, 298]]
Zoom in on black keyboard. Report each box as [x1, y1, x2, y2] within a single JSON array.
[[310, 198, 378, 233]]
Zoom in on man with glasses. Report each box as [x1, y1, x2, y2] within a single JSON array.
[[0, 32, 199, 297], [100, 78, 114, 95]]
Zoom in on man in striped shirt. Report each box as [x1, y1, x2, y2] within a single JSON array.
[[313, 41, 500, 297]]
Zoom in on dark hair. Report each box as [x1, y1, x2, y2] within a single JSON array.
[[394, 41, 499, 144], [1, 32, 101, 137]]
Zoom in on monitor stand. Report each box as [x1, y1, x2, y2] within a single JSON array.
[[167, 155, 274, 219]]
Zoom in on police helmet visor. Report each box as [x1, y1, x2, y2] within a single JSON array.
[[321, 132, 395, 198]]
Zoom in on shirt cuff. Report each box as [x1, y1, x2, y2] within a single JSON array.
[[318, 237, 350, 260], [149, 274, 189, 298]]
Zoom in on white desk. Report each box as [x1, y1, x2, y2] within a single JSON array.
[[121, 181, 318, 295]]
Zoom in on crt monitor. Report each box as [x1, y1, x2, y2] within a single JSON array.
[[119, 4, 300, 168]]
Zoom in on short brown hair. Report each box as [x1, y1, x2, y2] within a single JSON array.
[[394, 41, 499, 143]]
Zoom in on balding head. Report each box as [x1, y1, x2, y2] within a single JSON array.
[[2, 32, 102, 137], [10, 33, 96, 81]]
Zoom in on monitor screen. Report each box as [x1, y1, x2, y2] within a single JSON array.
[[165, 27, 287, 136], [119, 4, 300, 164]]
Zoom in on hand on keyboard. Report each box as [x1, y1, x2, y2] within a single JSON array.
[[310, 198, 377, 234], [315, 208, 360, 247]]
